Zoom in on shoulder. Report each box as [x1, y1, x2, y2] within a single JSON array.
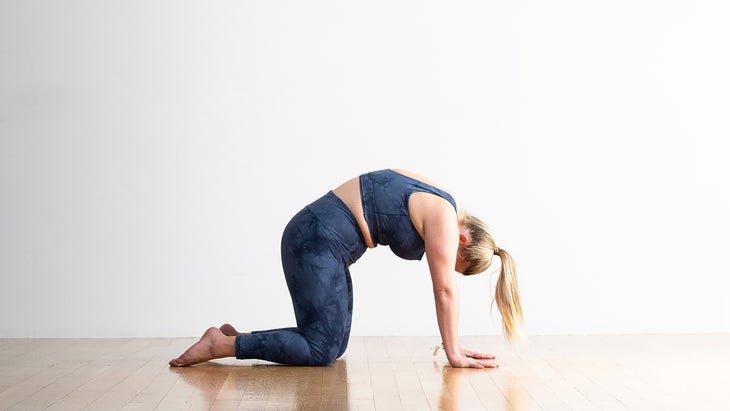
[[390, 168, 448, 191], [417, 196, 459, 263], [409, 192, 458, 242]]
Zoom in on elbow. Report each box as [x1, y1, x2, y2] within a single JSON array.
[[433, 287, 457, 300], [434, 287, 459, 311]]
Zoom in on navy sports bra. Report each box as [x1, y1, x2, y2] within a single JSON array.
[[359, 169, 458, 261]]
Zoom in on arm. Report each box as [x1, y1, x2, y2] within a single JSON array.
[[423, 202, 499, 369], [424, 216, 461, 362]]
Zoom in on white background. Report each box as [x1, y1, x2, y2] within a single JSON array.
[[1, 1, 728, 338]]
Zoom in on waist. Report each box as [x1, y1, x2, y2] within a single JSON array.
[[359, 173, 380, 245], [306, 191, 367, 263]]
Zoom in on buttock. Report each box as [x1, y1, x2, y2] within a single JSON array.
[[282, 191, 367, 267]]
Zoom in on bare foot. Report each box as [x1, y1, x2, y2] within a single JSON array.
[[219, 323, 251, 336], [169, 327, 235, 367], [219, 323, 238, 336]]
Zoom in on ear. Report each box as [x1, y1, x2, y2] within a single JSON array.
[[459, 232, 470, 245]]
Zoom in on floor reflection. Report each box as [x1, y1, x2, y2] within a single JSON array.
[[438, 365, 464, 410], [503, 375, 526, 410], [169, 359, 351, 409], [169, 356, 527, 410], [436, 362, 526, 411]]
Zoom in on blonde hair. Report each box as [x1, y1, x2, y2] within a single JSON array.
[[460, 212, 525, 343]]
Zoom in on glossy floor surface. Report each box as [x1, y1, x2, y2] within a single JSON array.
[[0, 334, 728, 410]]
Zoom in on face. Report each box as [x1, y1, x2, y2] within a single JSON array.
[[454, 228, 470, 274], [455, 251, 468, 274]]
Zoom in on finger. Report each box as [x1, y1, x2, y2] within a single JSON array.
[[470, 361, 485, 369], [462, 350, 496, 360], [476, 359, 499, 368]]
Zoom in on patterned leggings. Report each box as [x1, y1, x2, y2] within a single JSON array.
[[234, 191, 367, 365]]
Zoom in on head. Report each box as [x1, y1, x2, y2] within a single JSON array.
[[457, 211, 525, 343]]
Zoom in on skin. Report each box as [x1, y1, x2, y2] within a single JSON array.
[[169, 169, 498, 369]]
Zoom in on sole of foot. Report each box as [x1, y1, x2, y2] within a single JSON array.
[[169, 327, 225, 367]]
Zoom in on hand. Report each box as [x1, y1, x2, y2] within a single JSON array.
[[460, 347, 496, 361], [448, 348, 498, 369]]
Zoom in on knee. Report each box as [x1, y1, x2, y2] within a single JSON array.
[[308, 347, 339, 366], [337, 338, 349, 359], [310, 353, 337, 366], [310, 359, 336, 366]]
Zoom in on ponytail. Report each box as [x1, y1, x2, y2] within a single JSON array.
[[460, 212, 525, 343], [492, 248, 525, 343]]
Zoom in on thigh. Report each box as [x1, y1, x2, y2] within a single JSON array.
[[281, 208, 350, 357], [337, 266, 354, 359]]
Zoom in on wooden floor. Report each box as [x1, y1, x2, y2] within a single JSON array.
[[0, 334, 728, 410]]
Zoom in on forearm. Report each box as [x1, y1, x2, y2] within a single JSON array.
[[433, 288, 460, 360]]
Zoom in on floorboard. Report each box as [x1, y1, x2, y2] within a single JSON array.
[[0, 334, 728, 410]]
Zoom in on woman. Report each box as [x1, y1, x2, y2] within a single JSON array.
[[169, 169, 524, 369]]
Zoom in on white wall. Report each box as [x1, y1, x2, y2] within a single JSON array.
[[1, 0, 728, 338]]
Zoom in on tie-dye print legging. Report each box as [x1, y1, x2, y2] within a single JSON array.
[[235, 191, 367, 365]]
